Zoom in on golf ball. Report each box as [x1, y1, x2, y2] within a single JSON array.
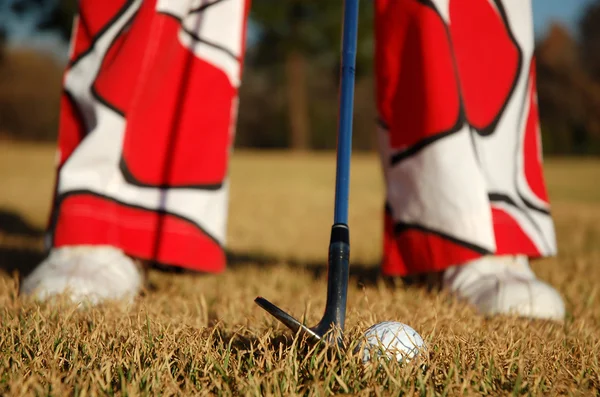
[[359, 321, 426, 364]]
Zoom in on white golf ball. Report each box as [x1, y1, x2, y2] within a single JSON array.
[[359, 321, 426, 364]]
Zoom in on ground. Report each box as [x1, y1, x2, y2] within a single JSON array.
[[1, 141, 599, 396]]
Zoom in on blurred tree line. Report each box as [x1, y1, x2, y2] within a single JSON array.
[[1, 0, 600, 155]]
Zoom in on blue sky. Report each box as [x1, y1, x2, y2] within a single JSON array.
[[1, 0, 596, 63], [532, 0, 596, 38]]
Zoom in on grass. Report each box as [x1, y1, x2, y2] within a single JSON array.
[[1, 141, 599, 396]]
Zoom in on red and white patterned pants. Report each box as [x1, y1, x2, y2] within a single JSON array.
[[49, 0, 556, 276]]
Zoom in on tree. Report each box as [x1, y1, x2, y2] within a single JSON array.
[[580, 0, 600, 82], [248, 1, 374, 151], [0, 29, 6, 62], [6, 0, 77, 40], [39, 0, 78, 40], [536, 23, 600, 155]]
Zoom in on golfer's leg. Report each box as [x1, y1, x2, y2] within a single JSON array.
[[21, 0, 251, 304], [374, 0, 564, 320]]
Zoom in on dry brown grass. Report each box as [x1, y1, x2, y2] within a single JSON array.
[[0, 141, 599, 396]]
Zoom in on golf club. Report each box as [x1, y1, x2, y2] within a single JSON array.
[[254, 0, 360, 346]]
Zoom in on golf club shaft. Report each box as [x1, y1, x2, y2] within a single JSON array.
[[312, 0, 360, 340], [333, 0, 360, 226], [253, 0, 360, 345]]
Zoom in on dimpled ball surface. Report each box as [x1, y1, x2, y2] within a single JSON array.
[[359, 321, 426, 364]]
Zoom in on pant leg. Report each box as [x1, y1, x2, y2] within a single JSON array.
[[374, 0, 556, 276], [48, 0, 251, 272]]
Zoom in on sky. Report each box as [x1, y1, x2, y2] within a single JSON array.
[[531, 0, 596, 38], [0, 0, 596, 63]]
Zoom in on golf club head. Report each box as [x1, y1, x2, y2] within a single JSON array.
[[254, 224, 350, 346], [254, 297, 322, 342], [253, 0, 358, 351]]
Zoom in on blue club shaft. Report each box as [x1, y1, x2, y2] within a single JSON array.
[[333, 0, 360, 225], [253, 0, 360, 343]]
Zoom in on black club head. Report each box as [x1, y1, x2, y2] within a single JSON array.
[[254, 224, 350, 346]]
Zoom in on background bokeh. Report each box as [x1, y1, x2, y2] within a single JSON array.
[[1, 5, 600, 394], [1, 0, 600, 154]]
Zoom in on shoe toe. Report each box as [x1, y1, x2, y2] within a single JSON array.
[[20, 246, 143, 306], [475, 276, 565, 321]]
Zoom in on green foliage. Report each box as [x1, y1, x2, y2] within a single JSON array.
[[1, 0, 600, 155], [4, 0, 77, 40], [238, 0, 376, 150], [249, 0, 374, 76], [580, 0, 600, 82]]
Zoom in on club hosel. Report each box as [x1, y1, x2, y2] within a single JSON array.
[[314, 224, 350, 337], [329, 223, 350, 246]]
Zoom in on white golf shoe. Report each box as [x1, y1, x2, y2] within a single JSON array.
[[20, 245, 144, 306], [443, 255, 565, 321]]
